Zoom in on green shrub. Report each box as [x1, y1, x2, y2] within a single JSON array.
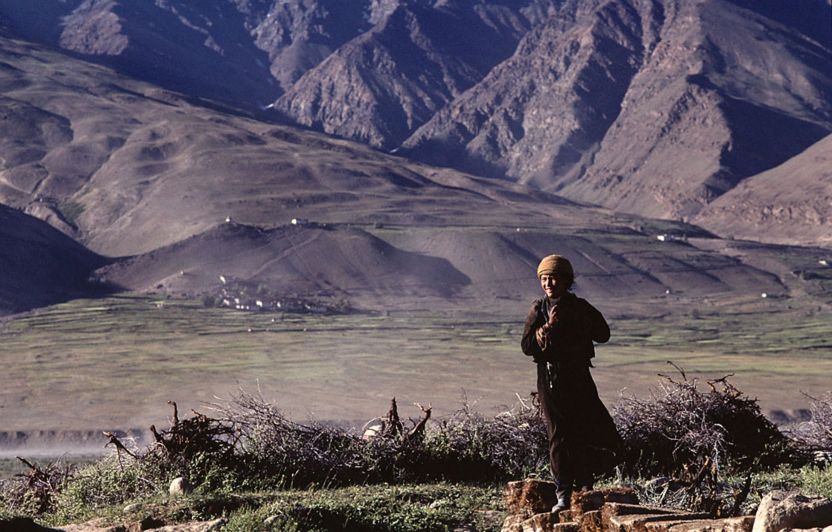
[[54, 455, 163, 521]]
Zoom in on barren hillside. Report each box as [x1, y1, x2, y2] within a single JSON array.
[[2, 0, 830, 245], [0, 32, 609, 258], [1, 8, 831, 320], [696, 134, 832, 246]]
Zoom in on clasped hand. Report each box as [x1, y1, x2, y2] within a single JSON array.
[[535, 305, 560, 349]]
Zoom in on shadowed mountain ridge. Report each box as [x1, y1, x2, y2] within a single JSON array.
[[0, 205, 108, 314], [273, 0, 564, 149], [695, 133, 832, 246]]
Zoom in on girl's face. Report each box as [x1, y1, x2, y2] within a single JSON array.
[[540, 273, 568, 299]]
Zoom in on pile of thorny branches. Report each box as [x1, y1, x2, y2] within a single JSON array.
[[2, 372, 830, 519], [0, 458, 73, 515], [612, 366, 806, 516], [613, 367, 799, 478], [0, 393, 548, 516], [789, 392, 832, 463], [211, 391, 548, 486]]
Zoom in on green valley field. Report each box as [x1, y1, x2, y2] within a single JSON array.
[[2, 293, 830, 438]]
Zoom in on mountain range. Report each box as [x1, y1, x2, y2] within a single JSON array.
[[0, 0, 830, 315]]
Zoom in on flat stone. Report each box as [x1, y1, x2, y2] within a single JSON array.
[[523, 512, 561, 532], [518, 512, 579, 531], [606, 512, 713, 532], [651, 516, 755, 531], [753, 491, 832, 532], [502, 514, 525, 532], [571, 491, 606, 514], [577, 509, 603, 532], [572, 487, 639, 516], [145, 518, 226, 531], [602, 503, 678, 522]]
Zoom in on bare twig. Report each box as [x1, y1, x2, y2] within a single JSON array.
[[401, 402, 432, 446], [385, 397, 403, 437], [103, 431, 137, 459], [666, 360, 687, 381], [16, 456, 37, 471], [168, 400, 179, 428]]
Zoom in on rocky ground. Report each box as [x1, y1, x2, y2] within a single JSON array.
[[501, 480, 832, 532]]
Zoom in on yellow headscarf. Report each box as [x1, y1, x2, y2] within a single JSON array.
[[536, 254, 574, 281]]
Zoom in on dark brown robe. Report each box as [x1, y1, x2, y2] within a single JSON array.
[[521, 292, 622, 482]]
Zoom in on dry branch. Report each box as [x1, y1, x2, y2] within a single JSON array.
[[6, 457, 73, 514], [385, 397, 403, 437], [613, 370, 796, 479], [401, 402, 432, 446]]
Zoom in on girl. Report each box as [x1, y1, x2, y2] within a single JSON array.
[[521, 254, 622, 514]]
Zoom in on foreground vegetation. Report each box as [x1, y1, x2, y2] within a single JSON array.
[[2, 376, 831, 530]]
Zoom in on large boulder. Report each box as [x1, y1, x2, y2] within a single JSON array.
[[753, 491, 832, 532]]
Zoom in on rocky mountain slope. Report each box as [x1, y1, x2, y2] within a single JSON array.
[[3, 30, 821, 317], [2, 0, 829, 245], [696, 133, 832, 246], [253, 0, 400, 93], [0, 0, 278, 107], [403, 0, 832, 221], [273, 0, 564, 149]]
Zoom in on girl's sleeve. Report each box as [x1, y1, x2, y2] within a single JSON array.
[[583, 300, 610, 343], [521, 301, 545, 361]]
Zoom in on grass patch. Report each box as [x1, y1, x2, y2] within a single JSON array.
[[56, 200, 84, 228], [223, 483, 504, 532], [745, 465, 832, 501], [4, 483, 504, 531]]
